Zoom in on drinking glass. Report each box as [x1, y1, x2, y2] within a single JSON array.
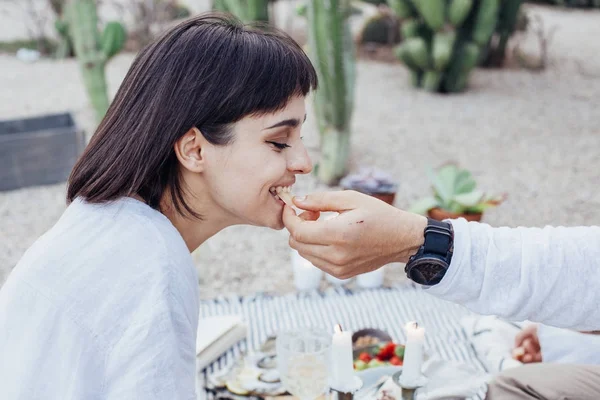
[[276, 329, 331, 400]]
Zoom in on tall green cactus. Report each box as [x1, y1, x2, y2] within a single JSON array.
[[213, 0, 270, 23], [480, 0, 523, 67], [306, 0, 356, 185], [389, 0, 520, 93], [66, 0, 126, 122]]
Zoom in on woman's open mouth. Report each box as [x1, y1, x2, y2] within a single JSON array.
[[269, 186, 293, 206]]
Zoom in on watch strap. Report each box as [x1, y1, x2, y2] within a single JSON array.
[[422, 218, 453, 258]]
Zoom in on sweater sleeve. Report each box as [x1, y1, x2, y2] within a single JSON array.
[[424, 218, 600, 331]]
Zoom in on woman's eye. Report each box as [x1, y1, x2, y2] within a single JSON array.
[[267, 141, 291, 150]]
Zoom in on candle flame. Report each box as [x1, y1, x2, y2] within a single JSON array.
[[334, 324, 342, 334]]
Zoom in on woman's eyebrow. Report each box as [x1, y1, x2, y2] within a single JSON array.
[[263, 114, 307, 130]]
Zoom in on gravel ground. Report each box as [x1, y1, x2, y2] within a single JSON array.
[[1, 5, 599, 298]]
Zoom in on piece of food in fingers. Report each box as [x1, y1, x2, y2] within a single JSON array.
[[276, 187, 294, 206]]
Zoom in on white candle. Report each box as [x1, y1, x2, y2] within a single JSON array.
[[329, 324, 355, 391], [399, 321, 425, 388], [291, 249, 322, 291]]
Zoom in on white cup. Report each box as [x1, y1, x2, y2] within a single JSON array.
[[356, 266, 385, 289], [326, 273, 354, 286], [291, 249, 323, 291]]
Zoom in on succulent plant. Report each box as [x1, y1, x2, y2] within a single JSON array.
[[340, 167, 398, 194], [409, 163, 505, 216]]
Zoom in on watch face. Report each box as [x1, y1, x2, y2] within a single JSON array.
[[408, 258, 447, 286]]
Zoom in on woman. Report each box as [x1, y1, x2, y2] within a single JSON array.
[[0, 13, 316, 400]]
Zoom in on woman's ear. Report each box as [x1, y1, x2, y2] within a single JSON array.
[[174, 127, 205, 173]]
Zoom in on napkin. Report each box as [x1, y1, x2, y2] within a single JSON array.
[[414, 358, 491, 400], [460, 315, 525, 374], [461, 315, 600, 368], [372, 358, 491, 400], [196, 315, 247, 371]]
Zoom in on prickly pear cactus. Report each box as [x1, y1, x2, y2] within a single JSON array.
[[388, 0, 520, 93], [66, 0, 126, 122]]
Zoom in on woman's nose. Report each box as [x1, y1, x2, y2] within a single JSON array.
[[288, 143, 313, 175]]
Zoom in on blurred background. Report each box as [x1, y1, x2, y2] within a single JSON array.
[[1, 0, 599, 298]]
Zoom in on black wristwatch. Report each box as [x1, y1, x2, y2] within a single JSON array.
[[405, 218, 454, 286]]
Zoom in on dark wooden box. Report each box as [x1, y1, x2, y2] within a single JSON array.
[[0, 113, 85, 191]]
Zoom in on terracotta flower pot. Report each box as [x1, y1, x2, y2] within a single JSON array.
[[427, 207, 482, 222], [340, 167, 398, 206], [367, 192, 396, 206]]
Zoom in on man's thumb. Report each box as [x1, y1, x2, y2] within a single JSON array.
[[293, 190, 359, 212]]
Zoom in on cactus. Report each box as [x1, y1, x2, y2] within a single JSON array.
[[413, 0, 446, 31], [400, 18, 421, 38], [448, 0, 473, 27], [388, 0, 520, 93], [66, 0, 126, 122], [49, 0, 74, 59], [306, 0, 355, 185], [472, 0, 500, 46], [213, 0, 270, 23], [54, 19, 73, 59], [480, 0, 523, 68], [388, 0, 416, 18]]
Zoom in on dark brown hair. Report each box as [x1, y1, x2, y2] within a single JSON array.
[[67, 12, 318, 218]]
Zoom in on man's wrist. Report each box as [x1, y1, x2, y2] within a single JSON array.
[[392, 212, 427, 264]]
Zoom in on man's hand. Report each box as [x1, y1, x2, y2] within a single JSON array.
[[282, 190, 427, 279], [513, 324, 542, 363]]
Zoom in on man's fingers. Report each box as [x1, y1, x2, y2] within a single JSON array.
[[293, 190, 362, 212], [284, 209, 334, 245], [289, 236, 329, 255], [298, 210, 320, 222], [287, 247, 345, 278], [512, 346, 525, 361], [514, 331, 529, 347], [282, 204, 301, 230], [523, 338, 538, 355]]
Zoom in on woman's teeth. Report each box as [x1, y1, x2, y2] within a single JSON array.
[[270, 186, 294, 205], [276, 186, 292, 194]]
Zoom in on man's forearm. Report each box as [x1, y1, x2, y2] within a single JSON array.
[[423, 218, 600, 331]]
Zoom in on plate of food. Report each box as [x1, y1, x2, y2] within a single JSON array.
[[352, 329, 405, 371]]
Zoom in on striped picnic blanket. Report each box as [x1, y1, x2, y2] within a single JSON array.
[[197, 283, 488, 400]]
